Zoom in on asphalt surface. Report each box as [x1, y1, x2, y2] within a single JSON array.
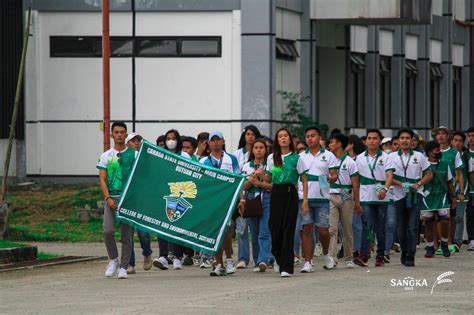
[[0, 242, 473, 314]]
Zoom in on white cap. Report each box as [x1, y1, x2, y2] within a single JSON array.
[[125, 132, 143, 144], [381, 137, 392, 145]]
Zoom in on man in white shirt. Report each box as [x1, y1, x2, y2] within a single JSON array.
[[390, 128, 432, 267]]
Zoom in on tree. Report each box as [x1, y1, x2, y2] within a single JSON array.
[[279, 91, 328, 140]]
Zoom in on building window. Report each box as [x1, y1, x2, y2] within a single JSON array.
[[348, 54, 365, 128], [50, 36, 222, 58], [405, 60, 418, 128], [430, 63, 442, 127], [379, 57, 391, 128], [180, 38, 221, 57], [453, 66, 462, 130], [50, 36, 97, 57], [276, 39, 299, 61], [136, 38, 178, 57]]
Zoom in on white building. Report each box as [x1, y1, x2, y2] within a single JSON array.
[[0, 0, 472, 179]]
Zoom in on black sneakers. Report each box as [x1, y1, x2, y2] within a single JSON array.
[[425, 246, 435, 258], [440, 241, 451, 258]]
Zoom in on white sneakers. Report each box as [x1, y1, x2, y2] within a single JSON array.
[[346, 261, 355, 269], [210, 264, 226, 276], [468, 240, 474, 251], [323, 254, 335, 270], [173, 258, 183, 270], [236, 261, 247, 269], [117, 268, 128, 279], [280, 271, 291, 278], [200, 259, 212, 269], [226, 259, 236, 274], [300, 261, 314, 273], [153, 256, 169, 270], [105, 258, 119, 277]]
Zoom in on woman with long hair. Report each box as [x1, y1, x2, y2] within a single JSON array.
[[266, 128, 309, 277], [233, 125, 261, 269], [239, 139, 273, 272]]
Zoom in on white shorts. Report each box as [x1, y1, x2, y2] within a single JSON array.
[[420, 209, 450, 220]]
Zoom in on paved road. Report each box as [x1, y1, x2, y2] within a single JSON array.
[[1, 242, 473, 314]]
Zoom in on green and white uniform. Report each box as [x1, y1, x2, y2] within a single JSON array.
[[389, 149, 431, 202], [329, 153, 359, 194], [421, 160, 452, 215], [266, 152, 308, 185], [356, 149, 394, 205], [441, 147, 463, 181], [298, 147, 338, 201]]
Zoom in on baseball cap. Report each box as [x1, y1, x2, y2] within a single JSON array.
[[125, 132, 143, 144], [381, 137, 392, 145], [431, 126, 450, 138], [209, 131, 224, 140]]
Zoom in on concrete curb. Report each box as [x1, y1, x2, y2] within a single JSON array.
[[0, 256, 107, 273]]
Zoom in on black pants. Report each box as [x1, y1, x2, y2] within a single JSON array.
[[270, 184, 299, 274], [467, 198, 474, 241]]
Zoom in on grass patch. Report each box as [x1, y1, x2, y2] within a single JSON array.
[[0, 240, 29, 249], [37, 252, 63, 260], [3, 184, 112, 242]]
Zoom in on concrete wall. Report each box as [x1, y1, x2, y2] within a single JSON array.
[[25, 11, 241, 175], [275, 8, 302, 127]]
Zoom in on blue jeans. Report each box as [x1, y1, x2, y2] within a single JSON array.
[[129, 228, 154, 267], [385, 202, 397, 253], [361, 204, 387, 257], [395, 197, 420, 257], [295, 212, 317, 256], [237, 216, 251, 264], [352, 212, 363, 253], [454, 202, 466, 244], [248, 191, 272, 265]]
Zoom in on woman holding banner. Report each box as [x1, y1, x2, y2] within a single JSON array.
[[153, 129, 192, 271], [239, 139, 273, 272], [266, 128, 309, 277]]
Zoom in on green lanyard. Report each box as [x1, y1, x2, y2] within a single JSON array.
[[366, 152, 380, 180]]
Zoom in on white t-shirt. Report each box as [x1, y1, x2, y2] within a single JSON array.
[[297, 148, 339, 201], [233, 148, 249, 171], [356, 150, 394, 204], [389, 150, 431, 201], [329, 153, 359, 194]]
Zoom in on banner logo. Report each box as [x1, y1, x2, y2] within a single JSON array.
[[164, 181, 197, 222]]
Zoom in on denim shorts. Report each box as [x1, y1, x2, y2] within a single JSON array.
[[299, 200, 330, 228]]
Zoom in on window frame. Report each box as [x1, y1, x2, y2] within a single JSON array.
[[405, 60, 418, 128], [276, 38, 299, 61], [379, 56, 392, 128], [50, 36, 222, 58], [348, 53, 366, 128], [452, 66, 462, 130], [430, 63, 442, 128]]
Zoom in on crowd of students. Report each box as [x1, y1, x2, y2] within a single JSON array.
[[97, 122, 474, 279]]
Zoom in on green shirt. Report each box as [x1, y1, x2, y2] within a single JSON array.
[[441, 147, 463, 179], [421, 160, 452, 211], [96, 147, 136, 196], [266, 152, 308, 185]]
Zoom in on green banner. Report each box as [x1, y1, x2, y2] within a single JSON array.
[[117, 141, 245, 254]]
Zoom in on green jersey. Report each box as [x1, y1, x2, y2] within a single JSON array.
[[421, 160, 452, 211], [266, 152, 308, 185], [97, 147, 136, 197]]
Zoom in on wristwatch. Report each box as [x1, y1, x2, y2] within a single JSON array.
[[383, 187, 389, 192], [416, 181, 422, 186]]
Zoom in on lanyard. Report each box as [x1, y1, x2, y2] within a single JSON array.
[[210, 154, 223, 169], [336, 153, 348, 185], [366, 152, 380, 180], [399, 153, 412, 181]]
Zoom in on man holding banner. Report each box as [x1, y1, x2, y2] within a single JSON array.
[[97, 122, 135, 279], [200, 131, 241, 276], [116, 131, 245, 277]]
